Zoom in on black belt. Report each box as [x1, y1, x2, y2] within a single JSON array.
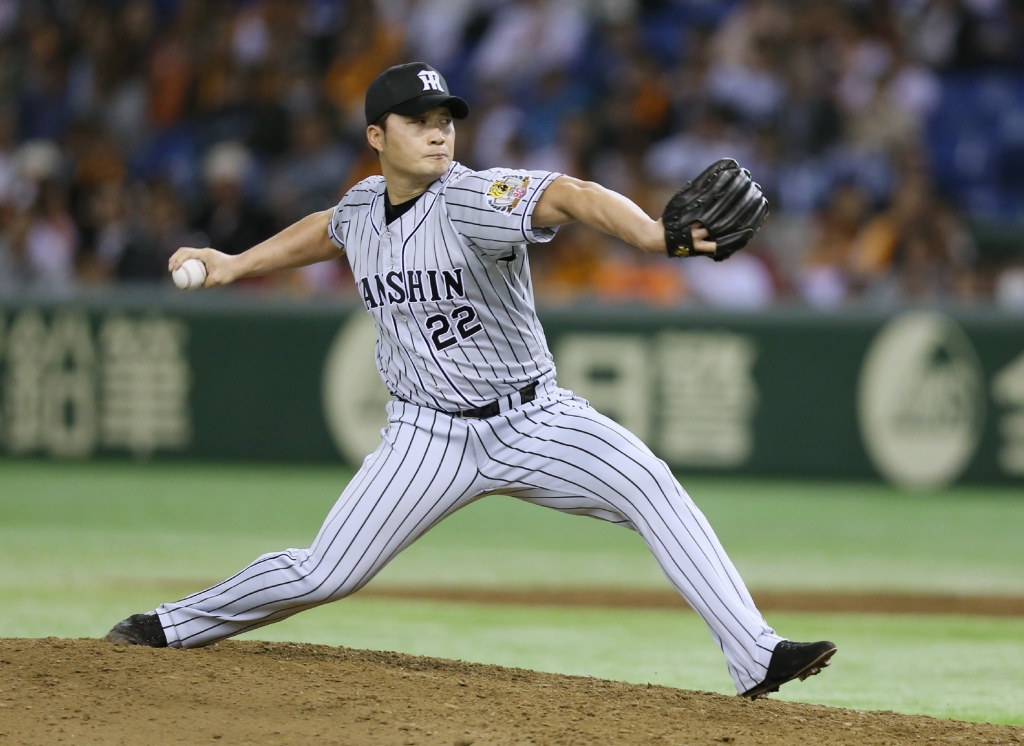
[[455, 381, 538, 419]]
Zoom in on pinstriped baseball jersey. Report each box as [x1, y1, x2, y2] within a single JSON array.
[[149, 159, 797, 698], [328, 162, 560, 411]]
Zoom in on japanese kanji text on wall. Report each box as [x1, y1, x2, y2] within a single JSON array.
[[0, 310, 190, 458], [1, 300, 1022, 488]]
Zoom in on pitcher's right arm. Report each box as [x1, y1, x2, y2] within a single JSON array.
[[168, 209, 340, 288]]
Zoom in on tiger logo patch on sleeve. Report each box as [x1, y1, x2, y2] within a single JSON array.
[[485, 174, 530, 214]]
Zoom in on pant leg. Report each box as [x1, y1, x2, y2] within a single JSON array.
[[471, 391, 781, 694], [157, 401, 480, 648]]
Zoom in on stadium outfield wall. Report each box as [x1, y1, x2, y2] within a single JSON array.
[[1, 291, 1022, 488]]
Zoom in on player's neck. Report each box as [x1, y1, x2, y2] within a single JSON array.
[[380, 163, 439, 205]]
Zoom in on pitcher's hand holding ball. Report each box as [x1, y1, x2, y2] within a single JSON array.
[[168, 248, 237, 289], [171, 258, 206, 290]]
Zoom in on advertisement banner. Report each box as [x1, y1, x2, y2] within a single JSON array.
[[1, 296, 1021, 487]]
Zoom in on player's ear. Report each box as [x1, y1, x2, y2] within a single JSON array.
[[366, 125, 384, 155], [366, 112, 390, 155]]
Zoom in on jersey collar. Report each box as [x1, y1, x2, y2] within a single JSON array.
[[372, 162, 458, 237]]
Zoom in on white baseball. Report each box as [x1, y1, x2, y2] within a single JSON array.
[[172, 258, 207, 290]]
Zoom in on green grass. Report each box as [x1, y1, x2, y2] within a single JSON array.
[[1, 461, 1023, 725], [2, 461, 1023, 594]]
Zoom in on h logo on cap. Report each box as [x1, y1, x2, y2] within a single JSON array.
[[417, 70, 443, 92]]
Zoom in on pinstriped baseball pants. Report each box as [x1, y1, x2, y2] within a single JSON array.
[[156, 384, 782, 693]]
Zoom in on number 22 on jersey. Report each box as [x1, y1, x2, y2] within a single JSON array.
[[426, 305, 482, 351]]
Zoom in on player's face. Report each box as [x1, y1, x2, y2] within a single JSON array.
[[373, 107, 455, 181]]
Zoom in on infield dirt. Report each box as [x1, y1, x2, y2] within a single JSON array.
[[2, 639, 1021, 745]]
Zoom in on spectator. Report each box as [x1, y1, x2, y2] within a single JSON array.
[[24, 181, 78, 291], [848, 175, 975, 302], [11, 139, 62, 215], [323, 2, 404, 133], [118, 180, 207, 281], [471, 0, 587, 88], [532, 223, 613, 303], [267, 107, 352, 227], [84, 179, 129, 280], [0, 205, 32, 292], [799, 183, 872, 308], [705, 39, 787, 125], [247, 67, 291, 158], [902, 0, 962, 68], [777, 46, 842, 159], [147, 20, 194, 130], [404, 0, 477, 69], [194, 141, 273, 257], [18, 23, 72, 141], [643, 107, 753, 186], [679, 247, 778, 309], [472, 91, 526, 168], [0, 110, 17, 205]]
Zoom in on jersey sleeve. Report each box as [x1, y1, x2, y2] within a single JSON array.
[[327, 205, 345, 250], [445, 168, 561, 254], [328, 177, 384, 251]]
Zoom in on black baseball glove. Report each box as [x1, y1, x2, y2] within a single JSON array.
[[662, 158, 769, 261]]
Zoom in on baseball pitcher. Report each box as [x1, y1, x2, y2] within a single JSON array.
[[107, 62, 835, 700]]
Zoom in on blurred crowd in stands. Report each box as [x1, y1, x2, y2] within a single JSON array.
[[1, 0, 1024, 308]]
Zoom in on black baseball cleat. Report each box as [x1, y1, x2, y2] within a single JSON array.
[[104, 613, 169, 648], [741, 640, 837, 700]]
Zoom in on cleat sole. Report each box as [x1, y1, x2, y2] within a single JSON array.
[[740, 644, 837, 700], [104, 630, 136, 645], [796, 648, 835, 682]]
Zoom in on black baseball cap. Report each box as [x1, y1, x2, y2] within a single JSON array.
[[365, 62, 469, 127]]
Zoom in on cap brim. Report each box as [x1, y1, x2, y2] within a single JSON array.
[[390, 94, 469, 120]]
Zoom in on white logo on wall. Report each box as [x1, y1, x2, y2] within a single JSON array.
[[858, 311, 984, 489], [555, 334, 652, 442], [322, 314, 390, 464], [0, 311, 191, 458], [657, 331, 758, 467], [555, 331, 758, 468]]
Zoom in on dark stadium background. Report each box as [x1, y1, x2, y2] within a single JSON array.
[[1, 0, 1023, 307]]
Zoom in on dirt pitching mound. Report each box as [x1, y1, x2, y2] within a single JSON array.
[[1, 638, 1020, 746]]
